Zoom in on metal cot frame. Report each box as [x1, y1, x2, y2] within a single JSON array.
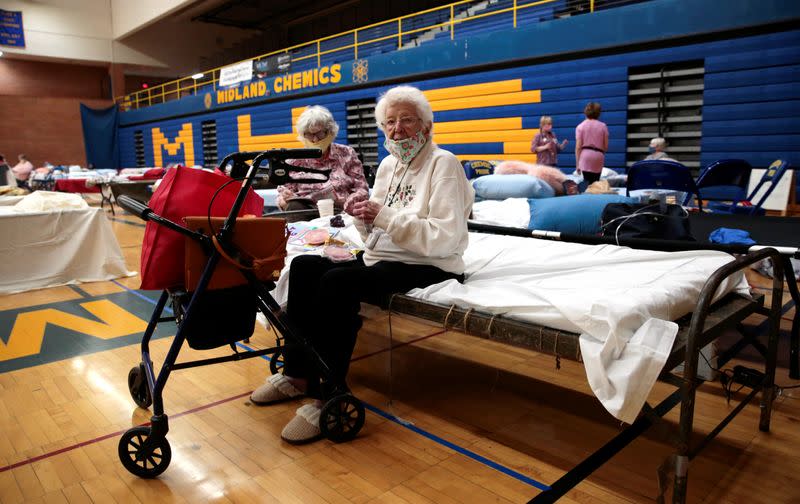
[[384, 228, 786, 503]]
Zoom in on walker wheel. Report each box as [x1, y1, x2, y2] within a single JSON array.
[[269, 348, 285, 375], [118, 427, 171, 478], [128, 364, 152, 409], [320, 394, 365, 443]]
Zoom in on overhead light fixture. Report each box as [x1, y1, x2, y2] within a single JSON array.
[[191, 73, 204, 80]]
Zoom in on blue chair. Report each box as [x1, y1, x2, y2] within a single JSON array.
[[693, 159, 752, 204], [706, 159, 791, 215], [626, 160, 703, 209]]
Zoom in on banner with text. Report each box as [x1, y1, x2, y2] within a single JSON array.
[[219, 60, 254, 88], [0, 9, 24, 48]]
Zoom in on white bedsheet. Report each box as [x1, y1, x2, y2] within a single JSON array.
[[269, 215, 749, 423], [0, 207, 135, 294], [409, 233, 749, 423]]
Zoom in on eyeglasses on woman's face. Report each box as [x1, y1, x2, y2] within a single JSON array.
[[381, 116, 419, 131], [303, 128, 329, 141]]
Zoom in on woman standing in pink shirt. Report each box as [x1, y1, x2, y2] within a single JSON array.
[[574, 102, 608, 184]]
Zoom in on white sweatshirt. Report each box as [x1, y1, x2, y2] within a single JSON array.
[[357, 140, 474, 274]]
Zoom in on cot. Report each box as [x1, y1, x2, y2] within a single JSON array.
[[393, 230, 783, 503]]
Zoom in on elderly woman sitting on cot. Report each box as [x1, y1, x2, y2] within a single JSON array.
[[250, 85, 474, 444], [276, 105, 369, 211]]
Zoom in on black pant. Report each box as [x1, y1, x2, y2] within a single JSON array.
[[283, 254, 462, 398], [582, 171, 601, 184]]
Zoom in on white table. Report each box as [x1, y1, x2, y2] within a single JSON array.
[[0, 195, 24, 206], [0, 207, 134, 293]]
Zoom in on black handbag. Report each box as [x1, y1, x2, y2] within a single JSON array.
[[172, 285, 256, 350], [600, 202, 694, 242]]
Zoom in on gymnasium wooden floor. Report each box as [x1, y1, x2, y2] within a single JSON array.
[[1, 203, 798, 503]]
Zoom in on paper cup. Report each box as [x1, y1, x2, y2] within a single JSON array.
[[317, 198, 334, 217]]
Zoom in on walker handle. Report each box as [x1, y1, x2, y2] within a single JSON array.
[[117, 195, 152, 220]]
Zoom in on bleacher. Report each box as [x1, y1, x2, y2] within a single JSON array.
[[118, 0, 664, 109], [285, 0, 569, 70]]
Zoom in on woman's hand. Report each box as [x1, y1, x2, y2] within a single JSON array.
[[351, 199, 383, 225], [278, 186, 295, 201], [276, 187, 296, 210], [344, 192, 368, 215], [560, 139, 568, 148]]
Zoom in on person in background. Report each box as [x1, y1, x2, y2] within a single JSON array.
[[11, 154, 34, 189], [0, 154, 16, 187], [574, 102, 608, 184], [530, 116, 568, 167], [644, 137, 675, 161], [250, 86, 474, 444], [277, 105, 369, 211]]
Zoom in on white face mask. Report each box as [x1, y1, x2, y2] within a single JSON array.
[[384, 130, 427, 164], [301, 134, 334, 152]]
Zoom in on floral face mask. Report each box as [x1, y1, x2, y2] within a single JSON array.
[[384, 130, 427, 164]]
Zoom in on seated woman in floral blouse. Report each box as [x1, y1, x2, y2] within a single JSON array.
[[277, 105, 369, 212]]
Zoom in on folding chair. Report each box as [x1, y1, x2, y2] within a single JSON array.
[[626, 159, 703, 209], [706, 159, 790, 215], [693, 159, 752, 204]]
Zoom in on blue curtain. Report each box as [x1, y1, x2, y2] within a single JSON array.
[[80, 103, 119, 169]]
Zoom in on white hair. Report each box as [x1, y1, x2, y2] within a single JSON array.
[[650, 137, 667, 150], [295, 105, 339, 140], [375, 86, 434, 134]]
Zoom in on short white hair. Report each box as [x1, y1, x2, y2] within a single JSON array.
[[375, 86, 434, 134], [295, 105, 339, 140], [649, 137, 667, 149]]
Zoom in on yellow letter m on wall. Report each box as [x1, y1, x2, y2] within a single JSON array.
[[152, 124, 195, 166]]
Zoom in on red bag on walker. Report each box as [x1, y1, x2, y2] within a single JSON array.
[[139, 166, 264, 290]]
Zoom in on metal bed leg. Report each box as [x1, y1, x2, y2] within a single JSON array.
[[100, 184, 115, 215], [670, 455, 689, 504], [782, 256, 800, 379], [673, 316, 703, 503], [672, 379, 696, 504], [761, 258, 784, 431]]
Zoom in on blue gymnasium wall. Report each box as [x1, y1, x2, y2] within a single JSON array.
[[119, 0, 800, 178]]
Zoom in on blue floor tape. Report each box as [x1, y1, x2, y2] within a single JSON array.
[[112, 280, 173, 314], [113, 280, 549, 492], [362, 402, 550, 491], [235, 340, 549, 491]]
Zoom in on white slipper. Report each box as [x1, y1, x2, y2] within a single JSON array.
[[281, 403, 322, 444], [250, 374, 304, 405]]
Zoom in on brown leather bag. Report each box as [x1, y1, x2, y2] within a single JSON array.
[[183, 216, 288, 291]]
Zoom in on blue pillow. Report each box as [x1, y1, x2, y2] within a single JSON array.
[[528, 194, 636, 234], [472, 174, 555, 201]]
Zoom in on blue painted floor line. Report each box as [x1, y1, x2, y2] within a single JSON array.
[[112, 282, 550, 492], [363, 402, 550, 491], [112, 280, 173, 314], [236, 340, 550, 492]]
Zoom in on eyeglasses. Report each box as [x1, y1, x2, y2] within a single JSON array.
[[382, 116, 419, 130], [303, 129, 328, 141]]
